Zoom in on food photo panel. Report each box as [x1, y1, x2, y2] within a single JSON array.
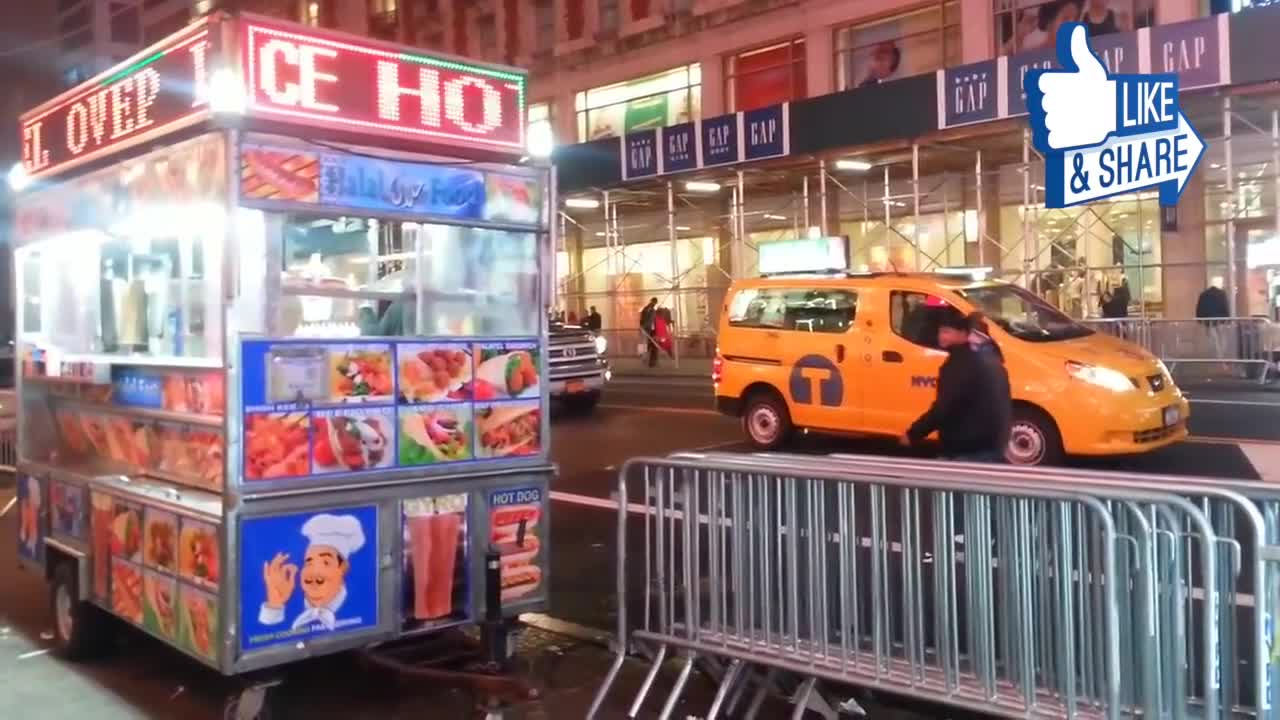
[[244, 412, 311, 480], [397, 343, 473, 403], [474, 401, 541, 459], [398, 404, 473, 466], [327, 345, 394, 404], [311, 407, 396, 474], [472, 341, 540, 401], [402, 494, 470, 631]]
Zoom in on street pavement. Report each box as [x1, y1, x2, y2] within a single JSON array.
[[1, 375, 1278, 718]]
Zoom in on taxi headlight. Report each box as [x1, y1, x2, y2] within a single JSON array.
[[1066, 361, 1134, 392], [594, 335, 608, 355]]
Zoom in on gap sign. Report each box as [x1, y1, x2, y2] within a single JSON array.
[[620, 103, 790, 181]]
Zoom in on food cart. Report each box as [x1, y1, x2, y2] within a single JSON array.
[[11, 11, 552, 709]]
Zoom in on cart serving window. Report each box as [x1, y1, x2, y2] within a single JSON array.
[[11, 12, 554, 705]]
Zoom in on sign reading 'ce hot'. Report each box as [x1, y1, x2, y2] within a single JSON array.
[[243, 20, 527, 155]]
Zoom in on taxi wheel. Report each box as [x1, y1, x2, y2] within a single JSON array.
[[1006, 406, 1064, 466], [743, 391, 792, 450]]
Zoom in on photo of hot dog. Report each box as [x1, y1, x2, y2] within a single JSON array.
[[475, 403, 541, 459], [241, 148, 320, 202], [489, 502, 542, 604]]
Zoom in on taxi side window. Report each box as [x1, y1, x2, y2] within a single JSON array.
[[728, 288, 857, 333], [891, 291, 952, 349]]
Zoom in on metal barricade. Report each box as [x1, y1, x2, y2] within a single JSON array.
[[1083, 317, 1276, 384], [588, 453, 1280, 720]]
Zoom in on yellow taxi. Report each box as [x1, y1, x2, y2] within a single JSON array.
[[712, 271, 1189, 465]]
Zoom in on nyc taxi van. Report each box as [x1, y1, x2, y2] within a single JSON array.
[[712, 271, 1189, 465]]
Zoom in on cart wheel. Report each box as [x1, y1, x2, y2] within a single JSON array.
[[50, 561, 106, 660], [222, 685, 278, 720]]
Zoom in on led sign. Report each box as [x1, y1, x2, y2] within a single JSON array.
[[242, 20, 526, 156], [20, 22, 211, 180]]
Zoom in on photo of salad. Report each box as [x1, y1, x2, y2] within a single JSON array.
[[179, 518, 220, 589], [143, 508, 177, 573], [244, 412, 309, 480], [472, 343, 540, 400], [312, 410, 394, 473], [178, 587, 217, 662], [143, 571, 178, 640], [398, 345, 472, 403], [112, 559, 144, 624], [399, 406, 473, 466], [111, 502, 143, 563], [329, 347, 393, 403]]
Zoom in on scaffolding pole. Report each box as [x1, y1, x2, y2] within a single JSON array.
[[1022, 128, 1032, 291], [737, 169, 747, 278], [976, 149, 984, 266], [883, 166, 892, 266], [667, 181, 680, 368], [802, 174, 810, 231], [1225, 96, 1236, 316], [819, 159, 829, 236], [912, 143, 922, 271]]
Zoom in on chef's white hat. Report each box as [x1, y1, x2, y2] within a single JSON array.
[[300, 513, 366, 559]]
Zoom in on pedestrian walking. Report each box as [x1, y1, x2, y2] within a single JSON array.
[[900, 309, 1012, 462], [639, 297, 659, 368], [584, 305, 602, 332]]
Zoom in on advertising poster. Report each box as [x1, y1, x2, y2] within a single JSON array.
[[319, 153, 486, 219], [311, 407, 395, 475], [488, 487, 544, 606], [16, 475, 44, 563], [178, 517, 221, 591], [403, 494, 470, 631], [239, 505, 379, 652], [484, 174, 541, 225], [112, 557, 144, 624], [112, 368, 163, 409], [90, 492, 114, 601], [397, 344, 473, 403], [143, 570, 179, 641], [399, 405, 473, 466], [142, 507, 178, 574], [241, 338, 545, 483], [472, 341, 540, 401], [178, 586, 219, 662], [241, 145, 321, 203], [50, 481, 86, 540]]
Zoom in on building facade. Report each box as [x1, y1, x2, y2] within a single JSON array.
[[523, 0, 1280, 361]]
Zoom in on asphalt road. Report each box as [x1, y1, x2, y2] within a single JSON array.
[[1, 377, 1276, 719]]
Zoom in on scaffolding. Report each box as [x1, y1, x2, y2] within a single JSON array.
[[553, 92, 1280, 361]]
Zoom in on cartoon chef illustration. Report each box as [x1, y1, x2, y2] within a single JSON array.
[[258, 513, 366, 632]]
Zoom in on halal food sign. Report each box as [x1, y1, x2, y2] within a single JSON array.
[[243, 21, 526, 155], [20, 25, 211, 179]]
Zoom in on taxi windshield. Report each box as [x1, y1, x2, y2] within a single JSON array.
[[957, 284, 1094, 343]]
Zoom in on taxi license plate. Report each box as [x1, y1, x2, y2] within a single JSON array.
[[1163, 406, 1181, 427], [566, 380, 586, 394]]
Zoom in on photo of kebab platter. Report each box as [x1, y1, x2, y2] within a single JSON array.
[[312, 411, 393, 473], [475, 402, 541, 459], [490, 502, 541, 604]]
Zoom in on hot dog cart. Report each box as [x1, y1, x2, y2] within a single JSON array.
[[11, 11, 553, 704]]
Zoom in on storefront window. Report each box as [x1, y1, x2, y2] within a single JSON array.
[[575, 64, 701, 141], [726, 39, 806, 112], [835, 2, 960, 91], [995, 0, 1155, 55], [279, 216, 539, 338], [527, 103, 554, 158]]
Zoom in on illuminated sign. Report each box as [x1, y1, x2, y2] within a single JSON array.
[[242, 20, 526, 156], [20, 22, 211, 179]]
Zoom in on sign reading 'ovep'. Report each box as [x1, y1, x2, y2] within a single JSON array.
[[242, 19, 526, 156], [20, 22, 212, 179]]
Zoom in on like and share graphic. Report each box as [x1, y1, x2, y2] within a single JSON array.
[[1025, 23, 1205, 209]]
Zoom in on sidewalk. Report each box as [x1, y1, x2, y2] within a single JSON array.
[[610, 356, 712, 378]]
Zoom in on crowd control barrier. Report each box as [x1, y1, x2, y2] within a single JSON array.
[[1082, 317, 1278, 384], [587, 452, 1280, 720]]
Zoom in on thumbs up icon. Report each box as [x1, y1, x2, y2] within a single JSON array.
[[1029, 23, 1117, 151]]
